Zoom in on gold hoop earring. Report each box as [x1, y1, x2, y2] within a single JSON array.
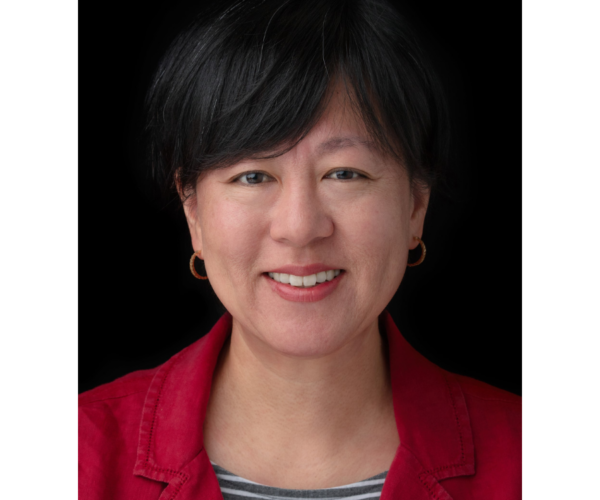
[[407, 237, 426, 267], [189, 250, 208, 279]]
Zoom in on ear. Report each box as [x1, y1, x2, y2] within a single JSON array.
[[408, 184, 430, 250], [176, 172, 203, 254]]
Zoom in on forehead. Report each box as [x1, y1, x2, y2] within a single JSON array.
[[287, 87, 381, 159]]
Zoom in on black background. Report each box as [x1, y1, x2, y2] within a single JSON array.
[[79, 1, 521, 395]]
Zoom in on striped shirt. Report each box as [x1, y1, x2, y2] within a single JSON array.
[[211, 462, 388, 500]]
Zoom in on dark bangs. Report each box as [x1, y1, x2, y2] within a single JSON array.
[[145, 0, 448, 197]]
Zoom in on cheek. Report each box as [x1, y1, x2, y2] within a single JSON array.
[[334, 190, 411, 287], [199, 196, 267, 284]]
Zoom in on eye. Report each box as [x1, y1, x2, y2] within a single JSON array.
[[235, 171, 274, 185], [325, 169, 362, 180]]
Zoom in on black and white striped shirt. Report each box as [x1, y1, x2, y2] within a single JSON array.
[[211, 463, 388, 500]]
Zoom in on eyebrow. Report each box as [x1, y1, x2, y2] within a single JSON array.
[[316, 135, 377, 156]]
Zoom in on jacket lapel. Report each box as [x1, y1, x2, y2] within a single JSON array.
[[133, 314, 232, 499], [381, 446, 455, 500], [154, 449, 223, 500], [380, 311, 475, 499]]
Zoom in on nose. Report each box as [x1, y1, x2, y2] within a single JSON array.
[[269, 180, 334, 247]]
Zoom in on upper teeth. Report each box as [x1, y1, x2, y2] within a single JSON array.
[[268, 270, 341, 287]]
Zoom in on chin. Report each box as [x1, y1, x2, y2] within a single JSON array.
[[257, 316, 355, 359]]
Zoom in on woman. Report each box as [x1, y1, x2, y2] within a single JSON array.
[[79, 0, 521, 498]]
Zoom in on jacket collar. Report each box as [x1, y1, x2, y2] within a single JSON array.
[[134, 311, 474, 499], [379, 312, 475, 499]]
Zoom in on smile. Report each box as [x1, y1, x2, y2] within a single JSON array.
[[268, 270, 342, 288]]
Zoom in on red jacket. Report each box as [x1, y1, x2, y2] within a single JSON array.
[[79, 311, 521, 499]]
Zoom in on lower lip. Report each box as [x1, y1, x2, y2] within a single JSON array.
[[265, 272, 344, 302]]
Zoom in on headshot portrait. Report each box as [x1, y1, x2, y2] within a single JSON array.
[[78, 0, 522, 498]]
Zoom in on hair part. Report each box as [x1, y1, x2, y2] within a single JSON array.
[[145, 0, 449, 202]]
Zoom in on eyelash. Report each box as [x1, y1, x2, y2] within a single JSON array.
[[234, 171, 274, 185], [232, 169, 365, 185], [324, 169, 364, 181]]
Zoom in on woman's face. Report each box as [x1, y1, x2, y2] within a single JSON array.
[[184, 91, 429, 358]]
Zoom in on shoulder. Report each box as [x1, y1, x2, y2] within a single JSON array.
[[454, 373, 521, 430], [78, 326, 218, 437], [79, 367, 163, 498], [78, 366, 163, 459], [456, 374, 521, 405], [79, 368, 157, 455], [78, 367, 157, 431], [435, 373, 522, 497], [454, 373, 521, 480], [79, 367, 156, 407]]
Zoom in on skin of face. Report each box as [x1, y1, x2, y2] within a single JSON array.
[[182, 90, 429, 362]]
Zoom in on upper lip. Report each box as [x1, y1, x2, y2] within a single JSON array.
[[266, 264, 343, 276]]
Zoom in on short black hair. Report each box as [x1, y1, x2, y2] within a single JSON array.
[[145, 0, 449, 199]]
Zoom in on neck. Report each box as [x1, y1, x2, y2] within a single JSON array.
[[203, 316, 399, 486]]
